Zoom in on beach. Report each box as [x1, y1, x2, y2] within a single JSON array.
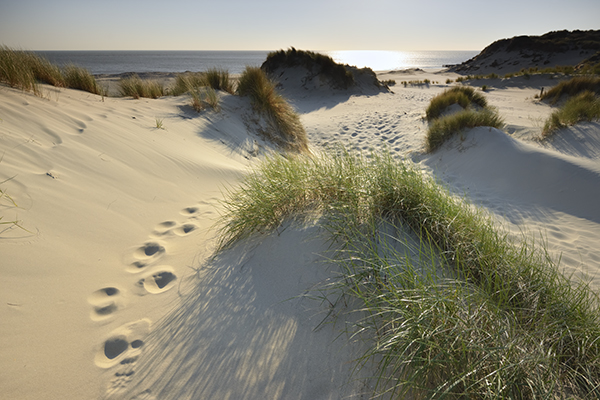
[[1, 67, 600, 399]]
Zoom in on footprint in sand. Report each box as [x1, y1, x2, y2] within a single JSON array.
[[88, 287, 123, 321], [99, 320, 153, 398], [95, 319, 151, 369], [133, 266, 177, 295], [135, 241, 165, 259], [173, 223, 198, 236], [150, 220, 177, 236], [123, 240, 166, 273], [150, 220, 198, 239], [180, 206, 200, 217]]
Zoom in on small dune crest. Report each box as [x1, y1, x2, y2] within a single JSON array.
[[261, 48, 390, 96]]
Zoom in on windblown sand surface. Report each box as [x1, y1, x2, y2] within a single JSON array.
[[1, 69, 599, 399]]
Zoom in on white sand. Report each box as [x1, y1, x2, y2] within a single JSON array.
[[1, 69, 599, 399]]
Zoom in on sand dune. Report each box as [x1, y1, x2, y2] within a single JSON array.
[[1, 69, 599, 399]]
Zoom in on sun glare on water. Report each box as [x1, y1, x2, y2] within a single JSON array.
[[326, 50, 411, 71]]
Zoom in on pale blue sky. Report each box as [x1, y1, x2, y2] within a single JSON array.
[[1, 0, 598, 51]]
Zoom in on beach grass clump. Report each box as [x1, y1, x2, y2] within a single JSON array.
[[542, 90, 600, 137], [63, 64, 105, 96], [425, 87, 501, 152], [172, 72, 205, 96], [189, 86, 220, 112], [0, 46, 64, 94], [262, 47, 354, 89], [425, 86, 488, 121], [0, 47, 104, 96], [0, 46, 39, 93], [203, 68, 234, 94], [540, 76, 600, 104], [118, 74, 165, 99], [25, 52, 65, 87], [171, 69, 234, 97], [426, 108, 504, 152], [237, 66, 308, 153], [217, 149, 600, 399]]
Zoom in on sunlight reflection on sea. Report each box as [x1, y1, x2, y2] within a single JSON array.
[[325, 50, 477, 72]]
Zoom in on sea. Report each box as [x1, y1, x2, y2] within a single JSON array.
[[34, 50, 479, 76]]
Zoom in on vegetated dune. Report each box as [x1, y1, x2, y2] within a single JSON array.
[[261, 48, 390, 101], [1, 56, 600, 399], [448, 29, 600, 74]]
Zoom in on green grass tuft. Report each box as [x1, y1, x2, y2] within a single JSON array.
[[118, 74, 165, 99], [203, 68, 235, 94], [216, 149, 600, 399], [172, 72, 205, 96], [172, 69, 234, 96], [237, 66, 308, 153], [542, 90, 600, 137], [0, 46, 104, 96], [426, 86, 488, 121], [63, 64, 105, 96], [190, 86, 220, 112], [540, 76, 600, 104], [425, 87, 501, 152], [426, 108, 504, 152]]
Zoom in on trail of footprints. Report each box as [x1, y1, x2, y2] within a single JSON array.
[[88, 203, 207, 397], [314, 111, 411, 155]]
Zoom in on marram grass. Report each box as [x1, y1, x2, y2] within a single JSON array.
[[425, 86, 502, 152], [426, 108, 504, 152], [217, 149, 600, 399], [541, 76, 600, 105], [172, 69, 234, 96], [237, 66, 309, 153], [542, 90, 600, 137], [119, 74, 165, 99], [0, 46, 104, 96], [425, 86, 488, 121]]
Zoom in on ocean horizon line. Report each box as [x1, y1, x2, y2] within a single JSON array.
[[32, 49, 479, 75]]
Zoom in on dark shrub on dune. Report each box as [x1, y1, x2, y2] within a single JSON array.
[[262, 47, 355, 89]]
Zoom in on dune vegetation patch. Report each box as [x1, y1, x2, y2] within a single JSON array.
[[118, 74, 165, 99], [540, 76, 600, 104], [172, 68, 235, 97], [237, 66, 308, 153], [262, 47, 355, 89], [217, 149, 600, 399], [425, 86, 488, 121], [202, 68, 235, 94], [542, 90, 600, 137], [0, 46, 105, 96], [425, 87, 502, 152]]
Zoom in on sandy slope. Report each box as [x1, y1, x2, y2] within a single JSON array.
[[1, 69, 599, 399]]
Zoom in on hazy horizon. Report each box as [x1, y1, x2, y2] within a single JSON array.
[[1, 0, 598, 52]]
